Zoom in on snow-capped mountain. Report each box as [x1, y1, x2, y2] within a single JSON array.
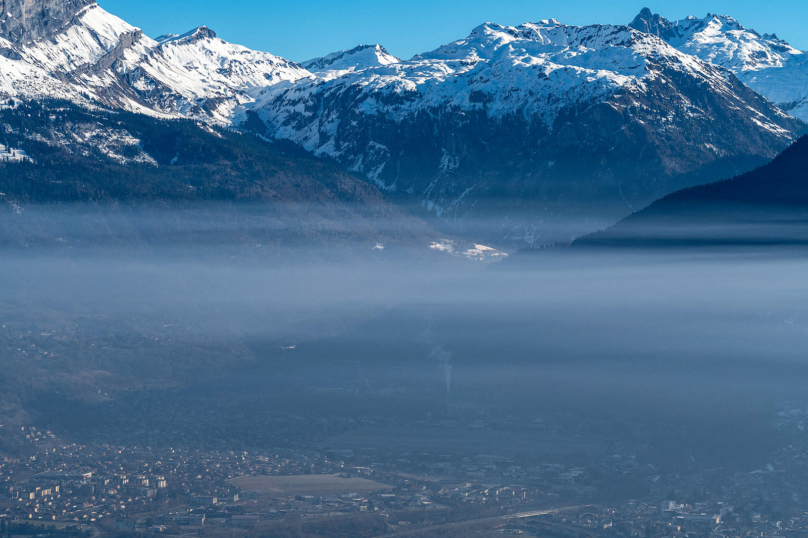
[[629, 8, 808, 121], [0, 0, 805, 245], [303, 44, 400, 75], [0, 0, 310, 122], [0, 0, 93, 44], [0, 0, 161, 112], [254, 19, 804, 244], [121, 26, 308, 122], [0, 0, 98, 104]]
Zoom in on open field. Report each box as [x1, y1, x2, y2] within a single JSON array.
[[228, 474, 391, 496]]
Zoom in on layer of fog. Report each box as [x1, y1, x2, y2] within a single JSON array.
[[4, 205, 808, 476], [7, 238, 808, 398]]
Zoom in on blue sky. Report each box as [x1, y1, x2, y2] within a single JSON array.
[[99, 0, 808, 62]]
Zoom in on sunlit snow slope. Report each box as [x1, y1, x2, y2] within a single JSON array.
[[630, 8, 808, 122]]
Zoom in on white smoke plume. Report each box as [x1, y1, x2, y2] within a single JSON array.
[[430, 346, 453, 394]]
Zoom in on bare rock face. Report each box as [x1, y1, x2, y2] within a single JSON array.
[[0, 0, 94, 43], [629, 7, 678, 42]]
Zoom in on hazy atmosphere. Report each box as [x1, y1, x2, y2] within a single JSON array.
[[1, 0, 808, 536]]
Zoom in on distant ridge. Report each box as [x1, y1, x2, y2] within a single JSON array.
[[256, 18, 805, 244], [0, 0, 804, 245], [573, 136, 808, 248]]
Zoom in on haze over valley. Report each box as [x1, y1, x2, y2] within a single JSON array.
[[0, 1, 807, 537]]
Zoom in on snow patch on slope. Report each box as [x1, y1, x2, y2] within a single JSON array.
[[430, 239, 508, 262]]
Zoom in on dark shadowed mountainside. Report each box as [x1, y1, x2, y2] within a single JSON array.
[[0, 100, 445, 254], [571, 136, 808, 248]]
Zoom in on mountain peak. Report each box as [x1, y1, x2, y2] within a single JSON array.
[[302, 43, 400, 73], [628, 7, 676, 41], [157, 25, 217, 46], [0, 0, 95, 43], [470, 21, 519, 37]]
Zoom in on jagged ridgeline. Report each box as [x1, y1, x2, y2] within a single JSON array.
[[256, 21, 807, 245], [0, 0, 806, 245]]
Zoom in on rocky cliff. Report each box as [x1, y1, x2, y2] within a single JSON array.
[[0, 0, 94, 43]]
